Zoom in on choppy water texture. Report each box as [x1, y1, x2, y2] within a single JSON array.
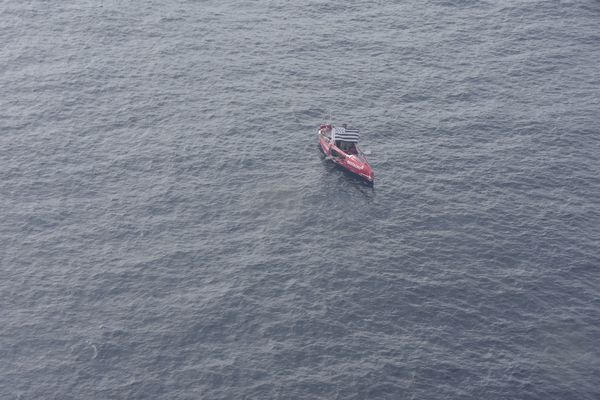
[[2, 0, 600, 399]]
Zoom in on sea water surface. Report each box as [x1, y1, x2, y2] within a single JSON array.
[[1, 1, 599, 399]]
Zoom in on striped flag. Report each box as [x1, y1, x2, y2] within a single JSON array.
[[333, 127, 360, 143]]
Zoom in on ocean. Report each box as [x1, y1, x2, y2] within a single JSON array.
[[1, 0, 599, 398]]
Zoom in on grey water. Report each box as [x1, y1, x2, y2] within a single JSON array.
[[1, 1, 599, 399]]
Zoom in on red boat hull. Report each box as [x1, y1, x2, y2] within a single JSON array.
[[318, 125, 374, 183]]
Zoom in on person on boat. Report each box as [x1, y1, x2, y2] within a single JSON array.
[[342, 142, 356, 153]]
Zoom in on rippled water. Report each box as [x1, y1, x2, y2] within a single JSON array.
[[2, 1, 599, 399]]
